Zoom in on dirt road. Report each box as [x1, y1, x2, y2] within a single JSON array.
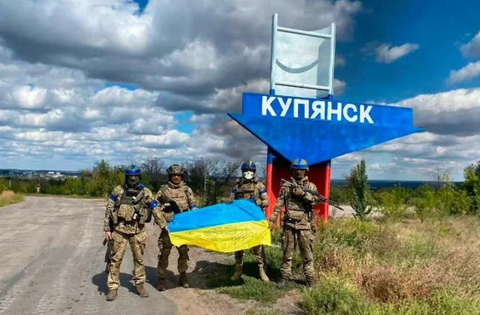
[[0, 196, 246, 315]]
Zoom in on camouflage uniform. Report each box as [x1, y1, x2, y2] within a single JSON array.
[[229, 164, 270, 282], [156, 164, 197, 290], [268, 159, 323, 287], [104, 165, 166, 301]]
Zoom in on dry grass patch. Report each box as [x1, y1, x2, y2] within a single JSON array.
[[299, 216, 480, 313], [360, 264, 442, 303], [0, 190, 24, 207]]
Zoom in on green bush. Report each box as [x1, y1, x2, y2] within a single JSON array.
[[345, 160, 374, 221], [299, 275, 370, 315], [462, 161, 480, 214], [375, 186, 412, 221], [330, 185, 350, 204], [411, 185, 437, 222], [0, 178, 8, 193], [436, 183, 472, 216]]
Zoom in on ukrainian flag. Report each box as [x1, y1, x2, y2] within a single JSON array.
[[167, 199, 271, 253]]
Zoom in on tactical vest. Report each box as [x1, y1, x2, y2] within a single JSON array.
[[233, 180, 258, 201], [283, 179, 312, 222], [160, 185, 191, 212], [116, 185, 150, 225]]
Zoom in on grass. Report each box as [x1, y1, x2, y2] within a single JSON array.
[[210, 216, 480, 314], [0, 190, 25, 207]]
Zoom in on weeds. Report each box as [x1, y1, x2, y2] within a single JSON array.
[[216, 216, 480, 314], [0, 190, 24, 207]]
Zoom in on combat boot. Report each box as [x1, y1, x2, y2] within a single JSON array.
[[135, 283, 148, 298], [259, 266, 270, 282], [230, 263, 243, 281], [157, 278, 167, 291], [179, 272, 189, 288], [106, 289, 117, 301]]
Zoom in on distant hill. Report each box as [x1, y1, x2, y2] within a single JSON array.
[[331, 179, 462, 190]]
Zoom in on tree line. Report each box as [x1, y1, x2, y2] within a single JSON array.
[[3, 157, 480, 219], [336, 159, 480, 221], [0, 158, 246, 206]]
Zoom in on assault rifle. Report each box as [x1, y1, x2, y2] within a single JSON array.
[[280, 179, 345, 212], [103, 237, 113, 274], [162, 198, 181, 214], [103, 219, 114, 274]]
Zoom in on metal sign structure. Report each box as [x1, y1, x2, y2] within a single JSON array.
[[228, 14, 423, 222]]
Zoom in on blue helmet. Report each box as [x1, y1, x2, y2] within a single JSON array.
[[125, 164, 142, 176], [291, 158, 309, 170], [241, 160, 256, 172]]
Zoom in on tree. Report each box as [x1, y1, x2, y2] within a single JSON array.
[[141, 157, 166, 191], [345, 159, 374, 221], [462, 161, 480, 213], [425, 166, 453, 189], [184, 158, 242, 205]]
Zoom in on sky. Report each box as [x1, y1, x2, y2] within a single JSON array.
[[0, 0, 480, 181]]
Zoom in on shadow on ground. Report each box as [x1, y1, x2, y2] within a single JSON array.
[[92, 267, 175, 295]]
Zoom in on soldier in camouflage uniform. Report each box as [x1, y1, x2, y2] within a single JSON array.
[[104, 165, 167, 301], [228, 160, 270, 282], [268, 158, 323, 288], [155, 164, 198, 291]]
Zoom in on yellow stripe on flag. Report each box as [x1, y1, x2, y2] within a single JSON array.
[[169, 220, 271, 253]]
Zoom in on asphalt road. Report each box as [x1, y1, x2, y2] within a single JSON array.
[[0, 196, 178, 315], [0, 196, 358, 315]]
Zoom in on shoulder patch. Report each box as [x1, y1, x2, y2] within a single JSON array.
[[148, 200, 159, 210]]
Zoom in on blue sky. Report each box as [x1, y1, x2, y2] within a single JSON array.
[[0, 0, 480, 181], [336, 0, 480, 103]]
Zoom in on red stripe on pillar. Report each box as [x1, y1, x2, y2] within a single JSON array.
[[307, 161, 331, 223], [266, 162, 274, 220]]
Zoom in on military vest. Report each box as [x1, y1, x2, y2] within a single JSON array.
[[233, 179, 259, 201], [115, 185, 150, 225], [283, 178, 313, 223], [159, 185, 191, 212]]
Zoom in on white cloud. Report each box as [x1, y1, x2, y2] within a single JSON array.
[[447, 61, 480, 85], [375, 43, 420, 64], [333, 79, 346, 96], [4, 0, 479, 182], [0, 0, 362, 100], [362, 42, 419, 64], [460, 30, 480, 58], [329, 88, 480, 180], [335, 55, 346, 67]]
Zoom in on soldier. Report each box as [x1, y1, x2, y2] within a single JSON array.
[[155, 164, 198, 291], [103, 165, 167, 302], [268, 158, 323, 288], [228, 160, 270, 282]]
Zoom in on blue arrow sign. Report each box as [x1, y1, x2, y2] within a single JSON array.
[[227, 92, 423, 165]]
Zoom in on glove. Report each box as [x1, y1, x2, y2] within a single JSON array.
[[164, 212, 174, 222], [293, 187, 304, 196]]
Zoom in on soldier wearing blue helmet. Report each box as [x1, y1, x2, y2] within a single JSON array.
[[103, 164, 167, 301], [269, 158, 324, 288], [227, 160, 270, 282]]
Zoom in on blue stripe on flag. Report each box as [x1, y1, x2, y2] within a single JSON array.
[[168, 199, 266, 233]]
